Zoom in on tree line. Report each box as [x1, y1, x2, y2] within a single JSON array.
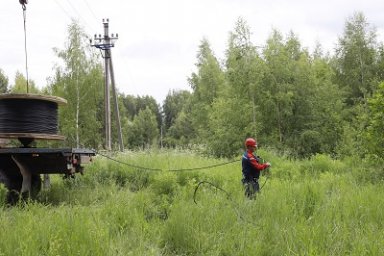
[[1, 12, 383, 161]]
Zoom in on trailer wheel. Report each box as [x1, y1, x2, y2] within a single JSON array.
[[30, 174, 42, 198], [0, 169, 20, 204], [0, 169, 9, 186], [0, 169, 11, 194], [14, 174, 42, 202], [0, 170, 42, 205]]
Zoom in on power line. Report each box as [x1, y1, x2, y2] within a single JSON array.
[[52, 0, 73, 22], [52, 0, 96, 36], [63, 0, 97, 32], [82, 0, 99, 22], [49, 2, 141, 103]]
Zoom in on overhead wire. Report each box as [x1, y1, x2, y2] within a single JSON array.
[[82, 0, 99, 21], [52, 0, 73, 23], [114, 53, 140, 102], [52, 0, 98, 38], [63, 0, 98, 33], [50, 0, 139, 102], [47, 0, 104, 107]]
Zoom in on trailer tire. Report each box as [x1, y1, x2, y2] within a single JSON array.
[[0, 170, 42, 205], [0, 169, 19, 204], [15, 174, 42, 202], [30, 174, 42, 198], [0, 169, 11, 188]]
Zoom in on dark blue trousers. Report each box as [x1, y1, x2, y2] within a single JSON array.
[[242, 178, 259, 199]]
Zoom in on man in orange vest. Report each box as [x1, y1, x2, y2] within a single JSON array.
[[242, 138, 270, 198]]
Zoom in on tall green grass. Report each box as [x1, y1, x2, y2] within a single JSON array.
[[0, 150, 383, 255]]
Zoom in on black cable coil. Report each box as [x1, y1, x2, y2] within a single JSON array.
[[0, 98, 59, 134]]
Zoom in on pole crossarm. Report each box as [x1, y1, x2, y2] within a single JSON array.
[[90, 19, 118, 52], [92, 43, 116, 51]]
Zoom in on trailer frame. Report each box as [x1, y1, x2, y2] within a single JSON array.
[[0, 147, 95, 203]]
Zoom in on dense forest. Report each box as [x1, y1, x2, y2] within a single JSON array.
[[1, 12, 383, 161]]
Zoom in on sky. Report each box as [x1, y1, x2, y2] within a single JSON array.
[[1, 0, 384, 104]]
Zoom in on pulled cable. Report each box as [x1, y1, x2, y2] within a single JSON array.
[[94, 149, 239, 172]]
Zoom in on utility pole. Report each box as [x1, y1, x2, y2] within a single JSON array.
[[109, 54, 124, 152], [91, 19, 124, 151]]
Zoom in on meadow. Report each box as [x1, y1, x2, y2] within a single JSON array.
[[0, 149, 383, 255]]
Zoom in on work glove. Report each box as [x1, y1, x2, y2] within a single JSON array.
[[265, 162, 271, 167]]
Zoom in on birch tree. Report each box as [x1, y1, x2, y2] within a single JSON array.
[[48, 20, 104, 148]]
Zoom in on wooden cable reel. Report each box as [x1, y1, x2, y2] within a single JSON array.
[[0, 94, 67, 147]]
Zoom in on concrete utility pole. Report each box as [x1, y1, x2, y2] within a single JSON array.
[[91, 19, 124, 151]]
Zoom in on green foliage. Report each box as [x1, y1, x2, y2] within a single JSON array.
[[335, 12, 379, 103], [126, 107, 159, 149], [162, 90, 191, 131], [162, 90, 194, 147], [207, 97, 252, 157], [35, 13, 382, 159], [188, 38, 225, 143], [336, 102, 371, 159], [181, 19, 349, 158], [260, 31, 300, 146], [120, 94, 162, 149], [151, 171, 178, 196], [48, 20, 104, 148], [1, 150, 384, 255], [169, 13, 382, 159], [0, 184, 7, 208], [189, 38, 224, 104], [121, 94, 137, 120], [0, 68, 9, 93], [364, 82, 384, 158], [196, 18, 263, 157], [121, 94, 162, 128], [165, 110, 195, 147], [9, 71, 40, 93]]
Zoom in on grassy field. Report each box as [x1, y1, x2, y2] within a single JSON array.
[[0, 149, 383, 255]]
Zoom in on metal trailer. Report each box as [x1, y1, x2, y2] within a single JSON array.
[[0, 2, 97, 204], [0, 147, 95, 203]]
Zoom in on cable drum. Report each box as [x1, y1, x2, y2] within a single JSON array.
[[0, 94, 67, 141]]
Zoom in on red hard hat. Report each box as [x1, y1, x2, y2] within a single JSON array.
[[245, 138, 257, 147]]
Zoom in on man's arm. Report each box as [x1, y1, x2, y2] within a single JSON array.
[[248, 154, 270, 170]]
